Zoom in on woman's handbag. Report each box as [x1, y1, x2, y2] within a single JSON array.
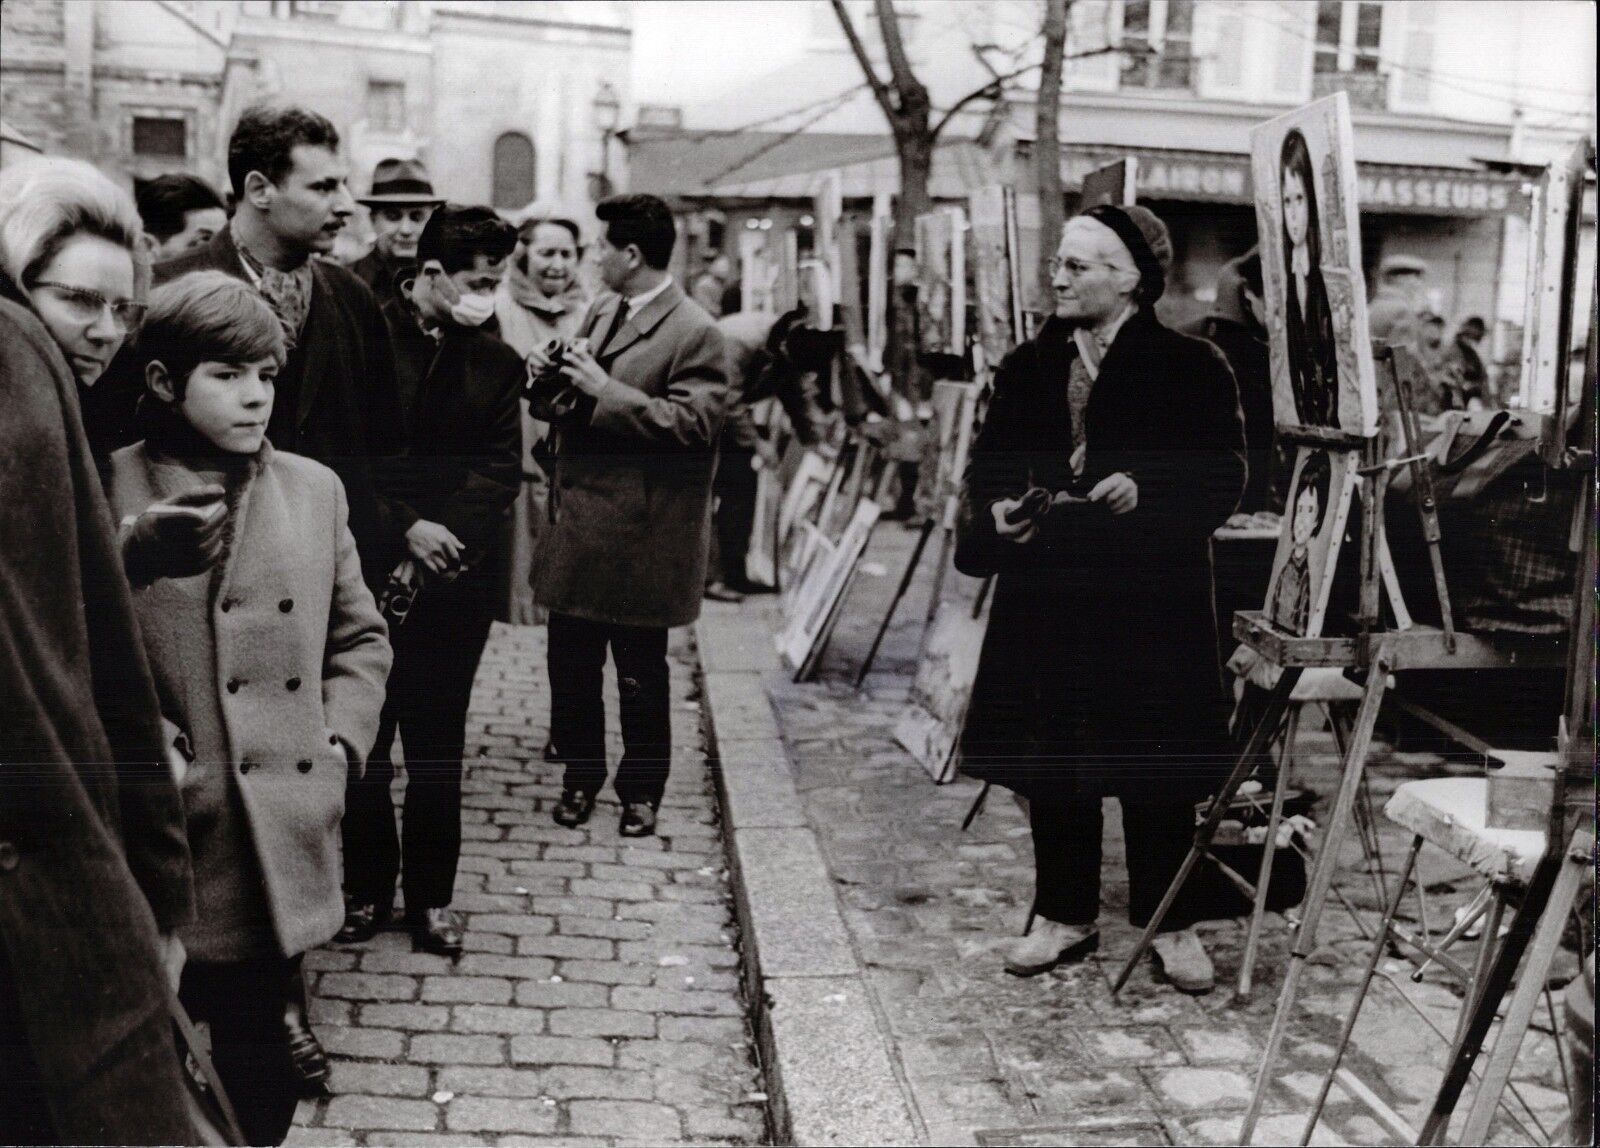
[[169, 996, 248, 1147]]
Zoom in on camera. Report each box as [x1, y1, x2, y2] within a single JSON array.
[[524, 336, 591, 407]]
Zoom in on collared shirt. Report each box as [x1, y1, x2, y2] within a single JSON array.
[[625, 274, 672, 312]]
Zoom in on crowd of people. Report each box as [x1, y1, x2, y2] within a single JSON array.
[[0, 102, 740, 1146]]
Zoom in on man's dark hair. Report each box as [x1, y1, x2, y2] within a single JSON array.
[[227, 105, 340, 198], [596, 194, 676, 269], [417, 204, 517, 275], [134, 174, 225, 241], [1459, 315, 1486, 339]]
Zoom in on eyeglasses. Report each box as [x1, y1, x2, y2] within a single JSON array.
[[31, 282, 146, 332], [1048, 256, 1130, 279]]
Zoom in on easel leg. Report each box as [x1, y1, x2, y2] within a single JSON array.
[[1240, 655, 1389, 1144], [1298, 835, 1422, 1146], [1237, 705, 1300, 1001], [855, 517, 935, 688], [1111, 667, 1303, 996], [1458, 832, 1593, 1144], [960, 781, 992, 832]]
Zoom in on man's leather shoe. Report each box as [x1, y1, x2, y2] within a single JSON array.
[[407, 908, 464, 958], [619, 802, 657, 838], [283, 970, 330, 1097], [1003, 920, 1099, 977], [552, 788, 595, 828], [334, 899, 391, 944], [704, 581, 746, 604]]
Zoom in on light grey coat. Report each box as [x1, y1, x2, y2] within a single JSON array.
[[108, 440, 391, 959]]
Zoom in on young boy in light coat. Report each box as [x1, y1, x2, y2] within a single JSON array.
[[107, 270, 391, 1146]]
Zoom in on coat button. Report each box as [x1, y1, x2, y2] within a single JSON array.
[[328, 734, 339, 746], [220, 599, 234, 613], [239, 759, 253, 774], [279, 598, 294, 613], [227, 678, 242, 693], [0, 842, 18, 871], [285, 677, 301, 691], [297, 759, 313, 773]]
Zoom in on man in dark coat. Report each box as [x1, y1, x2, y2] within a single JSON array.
[[1202, 247, 1282, 514], [957, 205, 1246, 993], [348, 158, 443, 312], [0, 293, 196, 1146], [146, 105, 411, 586], [338, 206, 522, 958], [707, 307, 832, 599], [527, 194, 728, 839]]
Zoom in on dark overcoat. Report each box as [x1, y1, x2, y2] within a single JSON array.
[[530, 282, 729, 629], [108, 441, 391, 960], [956, 310, 1247, 799], [149, 230, 410, 584], [0, 295, 197, 1145]]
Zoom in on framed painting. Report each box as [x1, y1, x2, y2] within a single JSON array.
[[1251, 92, 1379, 437]]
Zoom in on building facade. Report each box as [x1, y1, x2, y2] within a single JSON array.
[[1, 0, 633, 234]]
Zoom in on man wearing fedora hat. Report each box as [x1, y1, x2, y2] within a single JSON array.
[[351, 158, 444, 310]]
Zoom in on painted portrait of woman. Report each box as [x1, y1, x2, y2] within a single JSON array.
[[1279, 129, 1340, 429], [1268, 449, 1333, 635]]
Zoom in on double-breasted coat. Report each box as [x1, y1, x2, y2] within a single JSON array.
[[530, 281, 730, 630], [0, 292, 196, 1145], [108, 440, 391, 961], [956, 310, 1247, 799]]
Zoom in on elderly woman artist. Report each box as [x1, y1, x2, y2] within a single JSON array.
[[956, 204, 1247, 993]]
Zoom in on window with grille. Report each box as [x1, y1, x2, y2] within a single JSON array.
[[132, 116, 186, 158], [366, 80, 405, 134]]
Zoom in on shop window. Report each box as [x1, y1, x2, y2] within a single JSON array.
[[492, 132, 536, 211], [132, 116, 186, 159], [366, 80, 405, 134], [1120, 0, 1196, 92]]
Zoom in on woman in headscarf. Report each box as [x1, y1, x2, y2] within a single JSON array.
[[957, 204, 1247, 994], [493, 211, 591, 623]]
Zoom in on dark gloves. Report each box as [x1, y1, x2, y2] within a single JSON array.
[[122, 485, 228, 586]]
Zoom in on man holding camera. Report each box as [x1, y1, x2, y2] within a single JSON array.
[[526, 194, 728, 839]]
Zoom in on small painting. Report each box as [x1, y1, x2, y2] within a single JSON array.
[[1263, 447, 1357, 637]]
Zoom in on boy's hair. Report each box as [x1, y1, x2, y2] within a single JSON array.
[[228, 105, 340, 199], [1295, 450, 1334, 531], [417, 204, 517, 275], [134, 173, 226, 241], [596, 194, 676, 269], [139, 271, 286, 400]]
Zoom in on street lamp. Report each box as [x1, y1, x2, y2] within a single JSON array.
[[592, 81, 621, 200]]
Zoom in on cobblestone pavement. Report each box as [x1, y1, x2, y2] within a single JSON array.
[[289, 624, 768, 1148], [759, 521, 1571, 1146]]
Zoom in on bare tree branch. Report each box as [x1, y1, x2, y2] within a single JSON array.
[[872, 0, 921, 98], [829, 0, 896, 126], [931, 45, 1131, 141]]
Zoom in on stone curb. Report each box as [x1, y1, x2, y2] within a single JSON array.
[[694, 602, 920, 1147]]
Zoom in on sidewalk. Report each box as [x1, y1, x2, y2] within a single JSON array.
[[698, 520, 1571, 1146], [290, 623, 767, 1148]]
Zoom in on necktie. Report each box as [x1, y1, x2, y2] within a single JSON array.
[[597, 298, 631, 358]]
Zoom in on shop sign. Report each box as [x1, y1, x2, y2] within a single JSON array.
[[1063, 149, 1530, 217]]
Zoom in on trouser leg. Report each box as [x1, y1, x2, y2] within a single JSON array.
[[1121, 797, 1210, 930], [341, 706, 400, 906], [1028, 790, 1103, 927], [610, 623, 672, 808], [0, 948, 56, 1146], [548, 611, 609, 796], [715, 451, 758, 584], [397, 591, 491, 911], [181, 958, 300, 1147]]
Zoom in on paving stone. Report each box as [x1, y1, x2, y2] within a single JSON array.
[[421, 976, 513, 1005], [509, 1034, 616, 1067], [359, 1003, 452, 1032], [549, 1007, 657, 1039], [444, 1097, 559, 1135], [409, 1034, 506, 1065], [1147, 1066, 1255, 1111], [318, 972, 420, 1001], [326, 1061, 431, 1097], [567, 1099, 682, 1140], [323, 1096, 438, 1131], [316, 1025, 406, 1060], [540, 1064, 655, 1100], [434, 1066, 546, 1098], [450, 1004, 548, 1035]]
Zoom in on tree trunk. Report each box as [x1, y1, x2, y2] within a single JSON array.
[[1036, 0, 1070, 303]]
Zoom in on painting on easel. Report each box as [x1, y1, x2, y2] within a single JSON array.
[[1264, 447, 1357, 637], [1251, 93, 1378, 438]]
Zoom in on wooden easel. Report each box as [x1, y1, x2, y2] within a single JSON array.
[[1107, 345, 1568, 1144]]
